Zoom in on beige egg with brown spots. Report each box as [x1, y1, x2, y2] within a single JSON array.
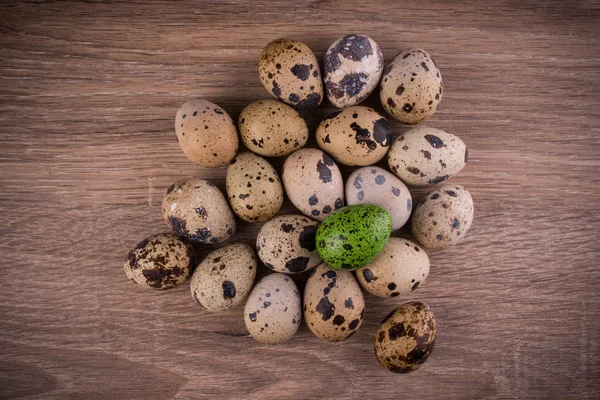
[[258, 38, 323, 109], [124, 233, 194, 290], [175, 99, 239, 167], [190, 244, 257, 312], [356, 238, 429, 298], [282, 148, 345, 221], [244, 273, 302, 344], [375, 301, 437, 373], [388, 126, 468, 186], [162, 178, 236, 244], [412, 185, 474, 251], [226, 152, 283, 223], [256, 215, 321, 274], [380, 49, 442, 124], [345, 167, 412, 231], [316, 107, 392, 166], [238, 100, 309, 157], [304, 263, 365, 342]]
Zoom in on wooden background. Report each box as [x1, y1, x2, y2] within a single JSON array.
[[1, 1, 599, 398]]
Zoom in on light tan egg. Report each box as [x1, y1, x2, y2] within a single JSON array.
[[388, 126, 468, 186], [303, 263, 365, 342], [256, 214, 321, 274], [356, 238, 429, 298], [162, 178, 235, 244], [124, 233, 194, 290], [190, 244, 257, 312], [175, 99, 238, 167], [316, 107, 392, 166], [226, 152, 283, 223], [345, 167, 412, 231], [244, 273, 302, 344], [258, 38, 323, 109], [380, 49, 442, 124], [282, 148, 344, 221], [412, 185, 474, 251], [238, 100, 309, 157]]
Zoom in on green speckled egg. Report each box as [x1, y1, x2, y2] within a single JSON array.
[[316, 204, 392, 270]]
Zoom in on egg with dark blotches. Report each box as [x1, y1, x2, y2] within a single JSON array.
[[316, 107, 392, 166], [412, 185, 474, 251], [244, 273, 302, 344], [375, 301, 437, 373], [345, 166, 412, 231], [190, 244, 257, 312], [226, 152, 283, 223], [282, 148, 344, 221], [356, 238, 429, 298], [316, 204, 392, 271], [323, 34, 384, 108], [380, 48, 442, 124], [238, 100, 308, 157], [304, 263, 365, 342], [256, 215, 321, 274], [175, 99, 238, 167], [162, 178, 235, 244], [258, 38, 323, 109], [124, 233, 194, 290], [388, 126, 468, 186]]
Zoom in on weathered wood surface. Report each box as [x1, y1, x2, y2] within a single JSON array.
[[0, 1, 599, 398]]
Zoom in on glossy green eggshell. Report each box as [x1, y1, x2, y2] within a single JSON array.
[[316, 204, 392, 270]]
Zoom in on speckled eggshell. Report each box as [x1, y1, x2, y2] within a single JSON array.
[[256, 215, 321, 274], [380, 49, 443, 124], [375, 301, 437, 373], [244, 273, 302, 344], [162, 178, 236, 244], [345, 167, 412, 231], [226, 152, 283, 223], [238, 100, 309, 157], [412, 185, 474, 251], [304, 263, 365, 342], [190, 244, 257, 312], [282, 148, 344, 221], [316, 107, 392, 166], [258, 38, 323, 109], [124, 233, 194, 289], [175, 99, 239, 167], [323, 34, 384, 108], [388, 126, 468, 186], [356, 238, 429, 298]]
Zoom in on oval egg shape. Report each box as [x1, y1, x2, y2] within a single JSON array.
[[323, 34, 384, 108], [162, 178, 236, 243], [388, 126, 468, 186], [258, 38, 323, 109], [304, 264, 365, 342], [316, 204, 392, 271], [282, 148, 344, 221], [256, 214, 321, 274], [190, 244, 257, 312], [316, 106, 392, 166], [175, 99, 239, 167], [375, 301, 437, 373], [346, 166, 412, 231], [412, 185, 474, 251], [380, 48, 442, 124], [238, 99, 309, 157], [124, 233, 194, 289], [356, 238, 429, 298], [244, 273, 302, 344], [226, 152, 283, 223]]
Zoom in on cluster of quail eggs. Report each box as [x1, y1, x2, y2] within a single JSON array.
[[124, 34, 474, 374]]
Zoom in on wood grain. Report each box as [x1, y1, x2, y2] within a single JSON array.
[[1, 0, 599, 398]]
